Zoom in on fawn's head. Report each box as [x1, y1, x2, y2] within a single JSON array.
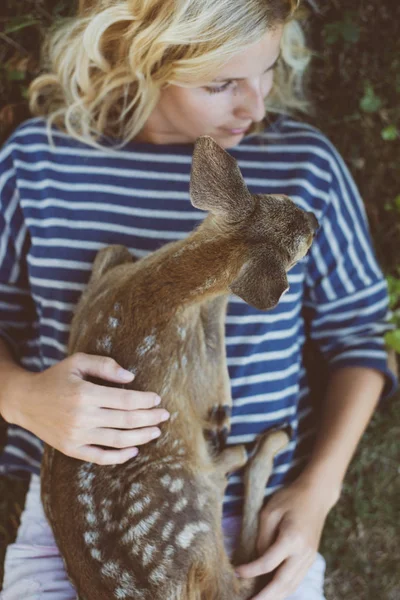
[[189, 136, 318, 311]]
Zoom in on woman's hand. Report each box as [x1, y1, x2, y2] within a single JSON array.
[[234, 475, 338, 600], [6, 352, 170, 465]]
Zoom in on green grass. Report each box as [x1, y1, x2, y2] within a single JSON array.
[[321, 394, 400, 599]]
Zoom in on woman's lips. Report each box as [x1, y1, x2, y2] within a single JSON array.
[[221, 125, 251, 135]]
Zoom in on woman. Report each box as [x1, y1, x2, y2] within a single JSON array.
[[0, 0, 396, 599]]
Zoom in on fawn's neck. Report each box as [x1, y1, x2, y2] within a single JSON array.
[[141, 228, 245, 307]]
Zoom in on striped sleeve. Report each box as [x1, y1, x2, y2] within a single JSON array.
[[0, 141, 39, 363], [303, 140, 397, 398]]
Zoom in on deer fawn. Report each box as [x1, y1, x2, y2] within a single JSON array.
[[41, 135, 318, 600]]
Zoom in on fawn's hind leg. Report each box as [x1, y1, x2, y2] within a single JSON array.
[[232, 428, 291, 568], [200, 296, 233, 452]]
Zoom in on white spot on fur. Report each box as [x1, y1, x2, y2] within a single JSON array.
[[142, 542, 157, 566], [114, 302, 121, 312], [164, 545, 175, 559], [173, 497, 188, 513], [170, 411, 179, 423], [160, 474, 172, 487], [181, 355, 188, 367], [90, 547, 102, 561], [122, 511, 161, 543], [170, 478, 184, 493], [128, 482, 142, 497], [115, 571, 138, 598], [84, 530, 99, 545], [161, 521, 175, 541], [100, 335, 112, 353], [149, 564, 167, 585], [108, 316, 119, 329], [176, 522, 211, 549], [128, 495, 151, 515], [78, 493, 94, 509], [86, 511, 97, 526], [101, 508, 110, 521], [169, 463, 183, 470], [78, 467, 94, 490], [137, 333, 156, 357], [101, 560, 120, 578], [96, 310, 104, 324]]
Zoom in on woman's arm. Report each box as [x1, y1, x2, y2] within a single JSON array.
[[0, 337, 29, 424], [298, 365, 385, 504], [235, 366, 386, 600]]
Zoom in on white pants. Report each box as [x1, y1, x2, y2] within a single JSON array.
[[2, 475, 326, 599]]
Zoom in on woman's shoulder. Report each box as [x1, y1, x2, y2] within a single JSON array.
[[242, 114, 343, 168], [3, 116, 48, 146]]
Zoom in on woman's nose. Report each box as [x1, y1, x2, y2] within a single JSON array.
[[235, 80, 266, 123]]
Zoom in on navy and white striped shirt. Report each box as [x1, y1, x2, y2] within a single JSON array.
[[0, 115, 396, 516]]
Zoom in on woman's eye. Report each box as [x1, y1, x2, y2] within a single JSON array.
[[205, 81, 233, 94]]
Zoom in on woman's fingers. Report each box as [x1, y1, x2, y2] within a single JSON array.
[[88, 424, 164, 448], [251, 553, 315, 600], [86, 381, 162, 411], [236, 515, 290, 578], [75, 445, 140, 466], [94, 407, 170, 430], [69, 352, 136, 384]]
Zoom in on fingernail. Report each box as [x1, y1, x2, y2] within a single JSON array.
[[129, 448, 139, 457], [151, 428, 161, 439], [119, 368, 134, 381], [234, 570, 241, 578], [154, 396, 161, 406], [160, 411, 170, 421]]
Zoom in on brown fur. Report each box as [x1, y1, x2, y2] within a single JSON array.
[[40, 136, 318, 600]]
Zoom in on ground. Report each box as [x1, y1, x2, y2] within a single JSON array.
[[0, 1, 399, 597]]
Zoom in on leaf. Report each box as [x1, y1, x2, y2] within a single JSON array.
[[6, 70, 26, 82], [386, 275, 400, 307], [385, 330, 400, 354], [4, 17, 40, 34], [381, 125, 398, 141], [323, 13, 360, 45], [394, 195, 400, 211], [341, 20, 360, 44], [324, 24, 340, 45], [360, 82, 382, 113]]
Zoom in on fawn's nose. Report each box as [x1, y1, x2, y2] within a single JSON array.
[[307, 211, 319, 234]]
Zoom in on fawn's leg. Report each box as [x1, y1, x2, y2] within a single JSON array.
[[199, 296, 233, 452], [232, 428, 291, 568]]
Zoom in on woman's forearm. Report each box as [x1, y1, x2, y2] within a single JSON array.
[[0, 337, 28, 424], [299, 366, 385, 507]]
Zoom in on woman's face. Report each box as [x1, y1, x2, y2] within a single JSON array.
[[136, 27, 283, 148]]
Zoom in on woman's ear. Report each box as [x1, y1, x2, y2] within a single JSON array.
[[230, 252, 289, 311]]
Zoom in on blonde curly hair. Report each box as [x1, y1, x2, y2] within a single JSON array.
[[29, 0, 311, 150]]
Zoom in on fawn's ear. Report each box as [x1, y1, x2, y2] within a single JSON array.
[[230, 252, 289, 311], [190, 136, 254, 220]]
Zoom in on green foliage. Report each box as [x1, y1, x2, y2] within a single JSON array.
[[381, 125, 399, 141], [4, 17, 40, 34], [385, 275, 400, 353], [324, 12, 361, 45], [360, 82, 383, 113]]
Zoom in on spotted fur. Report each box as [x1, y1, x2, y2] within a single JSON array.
[[41, 136, 317, 599]]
